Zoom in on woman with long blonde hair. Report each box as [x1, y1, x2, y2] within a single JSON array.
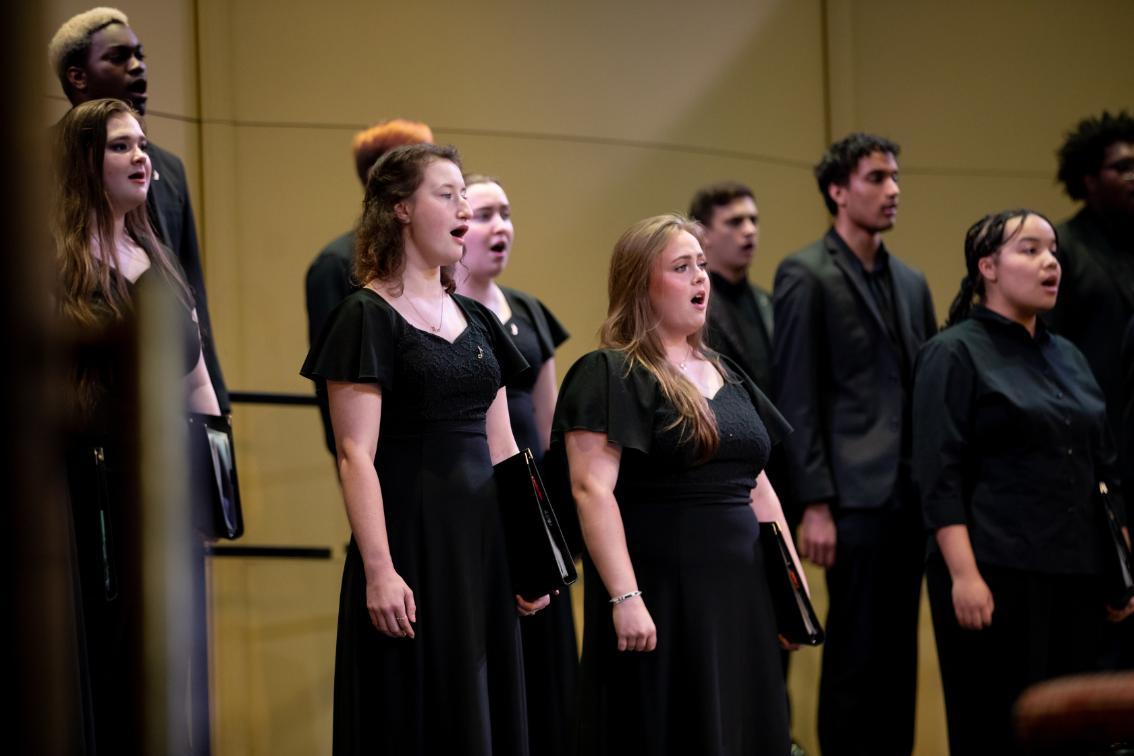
[[553, 214, 804, 754]]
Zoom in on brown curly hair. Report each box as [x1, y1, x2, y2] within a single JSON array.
[[354, 143, 462, 294]]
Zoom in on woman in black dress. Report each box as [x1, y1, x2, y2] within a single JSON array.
[[301, 143, 549, 755], [54, 98, 220, 752], [553, 214, 803, 755], [454, 174, 577, 756], [912, 209, 1134, 754]]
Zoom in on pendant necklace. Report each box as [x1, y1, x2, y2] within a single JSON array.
[[407, 289, 445, 333]]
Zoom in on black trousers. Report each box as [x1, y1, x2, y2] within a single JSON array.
[[926, 553, 1104, 756], [817, 507, 923, 756]]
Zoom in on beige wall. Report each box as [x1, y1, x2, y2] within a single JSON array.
[[42, 0, 1134, 753]]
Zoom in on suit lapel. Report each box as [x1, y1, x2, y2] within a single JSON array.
[[755, 289, 775, 342], [827, 236, 888, 337], [889, 262, 919, 370]]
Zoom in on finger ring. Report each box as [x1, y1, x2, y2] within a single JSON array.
[[395, 616, 407, 620]]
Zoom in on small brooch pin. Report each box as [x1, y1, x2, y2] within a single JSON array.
[[510, 323, 519, 336], [476, 345, 484, 359]]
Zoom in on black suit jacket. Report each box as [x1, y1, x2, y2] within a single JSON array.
[[305, 230, 357, 455], [146, 143, 229, 411], [706, 278, 775, 393], [1048, 208, 1134, 437], [772, 229, 936, 512]]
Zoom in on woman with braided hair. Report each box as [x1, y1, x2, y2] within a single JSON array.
[[911, 208, 1134, 754]]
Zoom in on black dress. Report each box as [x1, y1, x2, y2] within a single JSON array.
[[65, 267, 203, 754], [500, 287, 577, 756], [553, 349, 792, 756], [301, 289, 531, 756]]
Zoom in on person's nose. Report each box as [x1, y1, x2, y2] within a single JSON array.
[[457, 197, 471, 220], [129, 55, 146, 76]]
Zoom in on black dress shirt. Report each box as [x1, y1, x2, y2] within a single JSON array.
[[833, 237, 908, 380], [707, 271, 774, 392], [912, 307, 1118, 575]]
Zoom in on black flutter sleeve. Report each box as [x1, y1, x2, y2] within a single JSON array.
[[551, 349, 658, 454], [299, 289, 399, 391]]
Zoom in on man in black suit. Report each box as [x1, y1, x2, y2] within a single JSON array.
[[305, 118, 433, 456], [1049, 112, 1134, 669], [773, 133, 936, 756], [689, 182, 775, 393], [1050, 111, 1134, 462], [50, 7, 228, 412]]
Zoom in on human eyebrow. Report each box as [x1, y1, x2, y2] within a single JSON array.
[[724, 214, 757, 227], [104, 44, 140, 58]]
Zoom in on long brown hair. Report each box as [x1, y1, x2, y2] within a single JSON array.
[[354, 143, 461, 295], [53, 98, 193, 328], [601, 214, 724, 460], [53, 98, 193, 416]]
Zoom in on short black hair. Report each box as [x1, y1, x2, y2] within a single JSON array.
[[1056, 111, 1134, 201], [688, 181, 755, 226], [814, 133, 900, 215]]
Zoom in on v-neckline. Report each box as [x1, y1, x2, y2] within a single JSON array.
[[704, 382, 729, 402], [363, 287, 471, 345]]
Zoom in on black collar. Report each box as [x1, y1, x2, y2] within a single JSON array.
[[971, 305, 1051, 344], [709, 270, 750, 300], [826, 228, 891, 275]]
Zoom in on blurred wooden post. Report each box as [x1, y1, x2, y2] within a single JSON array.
[[135, 278, 197, 756], [4, 2, 77, 754]]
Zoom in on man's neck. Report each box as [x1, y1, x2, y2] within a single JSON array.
[[833, 217, 883, 269]]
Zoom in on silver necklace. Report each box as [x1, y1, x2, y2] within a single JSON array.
[[406, 289, 445, 333], [676, 345, 695, 371]]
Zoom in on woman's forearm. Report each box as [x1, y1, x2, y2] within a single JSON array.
[[338, 450, 395, 575], [750, 471, 809, 595], [936, 524, 980, 581], [576, 486, 639, 598]]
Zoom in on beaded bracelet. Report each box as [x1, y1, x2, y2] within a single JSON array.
[[609, 590, 642, 605]]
